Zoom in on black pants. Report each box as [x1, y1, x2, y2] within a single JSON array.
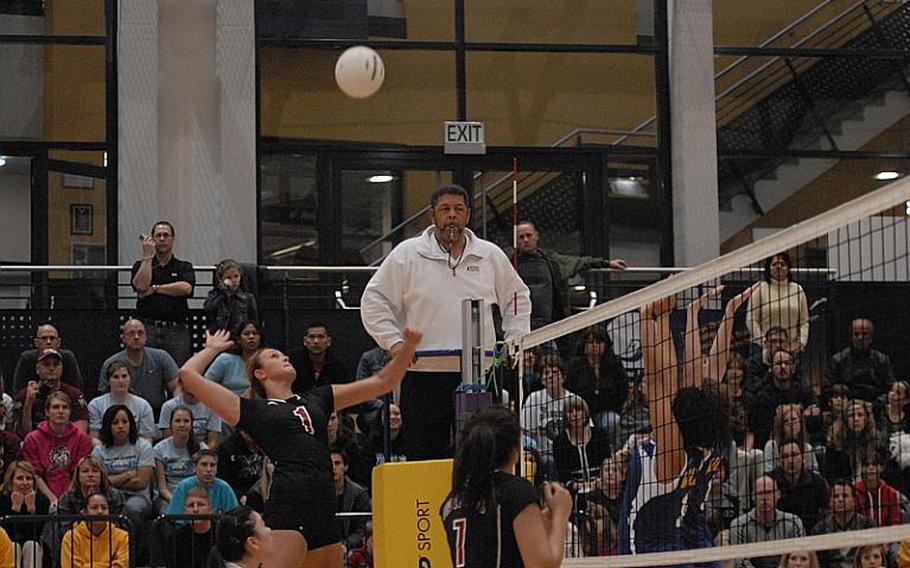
[[400, 371, 462, 460]]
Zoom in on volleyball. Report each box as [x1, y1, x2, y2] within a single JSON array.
[[335, 46, 385, 99]]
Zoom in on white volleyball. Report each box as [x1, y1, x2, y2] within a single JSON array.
[[335, 46, 385, 99]]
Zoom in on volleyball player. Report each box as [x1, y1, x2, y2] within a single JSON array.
[[440, 407, 572, 568], [178, 328, 420, 567], [619, 293, 731, 565]]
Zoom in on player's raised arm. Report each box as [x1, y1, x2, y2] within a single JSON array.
[[332, 328, 421, 411], [641, 295, 686, 482], [177, 330, 241, 426]]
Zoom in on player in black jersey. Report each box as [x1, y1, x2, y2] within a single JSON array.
[[440, 407, 572, 568], [178, 327, 420, 568]]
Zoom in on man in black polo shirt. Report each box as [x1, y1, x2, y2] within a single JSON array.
[[131, 220, 195, 365]]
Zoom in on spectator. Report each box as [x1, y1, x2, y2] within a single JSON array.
[[704, 457, 740, 539], [368, 403, 412, 467], [216, 429, 265, 512], [770, 439, 828, 531], [552, 395, 611, 486], [21, 390, 92, 501], [331, 447, 371, 555], [12, 323, 84, 392], [618, 380, 651, 446], [880, 380, 910, 438], [811, 480, 875, 568], [218, 430, 267, 511], [578, 501, 618, 557], [744, 327, 792, 403], [346, 520, 374, 568], [0, 528, 13, 568], [520, 356, 575, 465], [158, 390, 221, 448], [166, 487, 215, 568], [360, 184, 531, 460], [728, 475, 805, 568], [89, 362, 157, 442], [824, 384, 852, 434], [326, 411, 371, 489], [166, 449, 238, 515], [204, 319, 262, 398], [203, 258, 258, 334], [131, 220, 195, 366], [829, 318, 894, 403], [853, 453, 901, 527], [289, 322, 352, 394], [825, 400, 879, 481], [60, 492, 130, 568], [511, 220, 626, 329], [92, 405, 155, 522], [763, 404, 818, 473], [565, 328, 628, 450], [777, 550, 820, 568], [746, 252, 810, 353], [723, 352, 748, 403], [98, 319, 178, 419], [13, 348, 89, 435], [355, 345, 390, 381], [879, 380, 910, 495], [855, 545, 887, 568], [0, 461, 49, 568], [0, 404, 21, 484], [155, 406, 204, 514], [57, 456, 128, 539], [584, 453, 626, 530], [747, 349, 819, 449]]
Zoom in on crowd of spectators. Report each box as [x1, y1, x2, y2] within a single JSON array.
[[0, 218, 907, 568]]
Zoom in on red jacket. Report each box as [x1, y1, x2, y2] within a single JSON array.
[[854, 478, 902, 527], [22, 421, 92, 497]]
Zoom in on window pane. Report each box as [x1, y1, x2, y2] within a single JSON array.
[[466, 0, 643, 45], [0, 44, 106, 141], [466, 52, 656, 147], [0, 156, 32, 263], [47, 150, 107, 269], [0, 0, 106, 36], [260, 153, 318, 265], [260, 48, 456, 145]]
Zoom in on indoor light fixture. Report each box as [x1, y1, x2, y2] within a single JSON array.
[[0, 157, 6, 168], [873, 171, 901, 181], [367, 174, 394, 183]]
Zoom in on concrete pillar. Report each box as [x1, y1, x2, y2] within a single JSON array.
[[118, 0, 257, 271], [668, 0, 720, 266]]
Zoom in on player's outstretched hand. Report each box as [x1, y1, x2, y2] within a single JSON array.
[[541, 481, 572, 523], [380, 328, 422, 384], [204, 329, 234, 353]]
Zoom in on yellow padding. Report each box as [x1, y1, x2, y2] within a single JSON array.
[[372, 459, 453, 568]]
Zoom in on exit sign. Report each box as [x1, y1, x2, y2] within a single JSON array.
[[444, 121, 486, 155]]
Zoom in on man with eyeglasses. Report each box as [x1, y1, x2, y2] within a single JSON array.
[[361, 184, 530, 460], [131, 220, 195, 366], [747, 349, 820, 449], [12, 323, 84, 393]]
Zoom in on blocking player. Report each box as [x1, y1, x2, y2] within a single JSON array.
[[619, 292, 731, 565]]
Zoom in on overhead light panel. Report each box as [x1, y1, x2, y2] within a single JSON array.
[[367, 174, 395, 183], [873, 171, 901, 181]]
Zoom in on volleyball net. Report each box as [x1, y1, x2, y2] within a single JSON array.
[[508, 175, 910, 566]]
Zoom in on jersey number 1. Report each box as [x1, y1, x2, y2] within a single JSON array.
[[293, 406, 315, 435], [453, 518, 467, 567]]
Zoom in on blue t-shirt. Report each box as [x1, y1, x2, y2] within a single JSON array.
[[204, 353, 250, 396], [166, 476, 238, 515], [619, 439, 721, 567]]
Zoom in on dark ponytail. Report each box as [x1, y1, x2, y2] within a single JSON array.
[[452, 407, 521, 513], [208, 506, 256, 566]]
